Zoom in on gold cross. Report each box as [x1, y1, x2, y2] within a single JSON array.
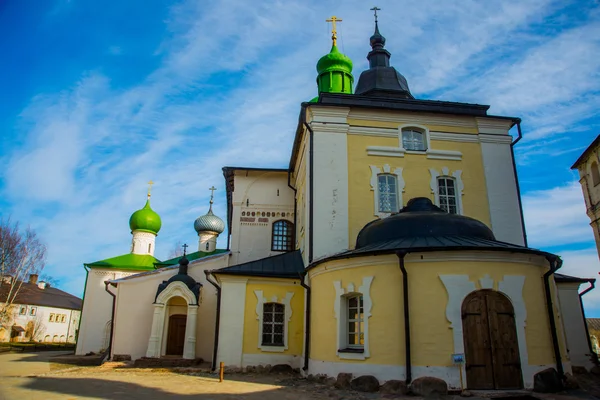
[[326, 16, 342, 46], [147, 180, 154, 199]]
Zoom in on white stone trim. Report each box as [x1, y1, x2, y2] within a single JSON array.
[[218, 279, 248, 367], [479, 134, 513, 144], [369, 164, 405, 218], [439, 274, 532, 388], [242, 353, 301, 368], [131, 230, 156, 256], [146, 281, 199, 359], [431, 131, 480, 143], [429, 167, 464, 214], [254, 290, 294, 352], [347, 110, 477, 128], [333, 276, 374, 360]]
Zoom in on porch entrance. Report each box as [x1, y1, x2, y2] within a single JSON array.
[[462, 290, 523, 389], [166, 314, 186, 356]]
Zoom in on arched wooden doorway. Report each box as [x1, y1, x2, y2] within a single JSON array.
[[462, 290, 523, 389], [166, 314, 187, 356]]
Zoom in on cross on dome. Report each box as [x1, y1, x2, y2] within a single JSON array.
[[182, 243, 188, 256], [326, 16, 342, 46], [370, 6, 380, 22], [147, 180, 154, 199]]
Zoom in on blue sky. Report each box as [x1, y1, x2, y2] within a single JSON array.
[[1, 1, 600, 313]]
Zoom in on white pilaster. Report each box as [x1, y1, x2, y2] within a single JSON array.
[[217, 279, 248, 367], [183, 305, 198, 359], [131, 230, 157, 256], [146, 303, 166, 358]]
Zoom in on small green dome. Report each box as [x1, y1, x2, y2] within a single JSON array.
[[317, 44, 353, 75], [129, 200, 162, 235]]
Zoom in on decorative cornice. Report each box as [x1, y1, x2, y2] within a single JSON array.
[[309, 122, 350, 134], [348, 110, 477, 128], [479, 134, 513, 144], [308, 106, 351, 124], [366, 146, 462, 160], [430, 131, 479, 143]]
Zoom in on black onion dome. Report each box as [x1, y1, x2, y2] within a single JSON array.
[[155, 254, 201, 303], [370, 21, 386, 49], [356, 197, 495, 249]]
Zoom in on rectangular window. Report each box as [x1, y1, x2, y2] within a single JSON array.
[[378, 174, 398, 213], [30, 307, 37, 316], [49, 314, 55, 322], [347, 295, 364, 349], [272, 220, 294, 252], [61, 315, 66, 323], [19, 307, 26, 315], [437, 177, 458, 214], [402, 129, 426, 151], [262, 303, 284, 346]]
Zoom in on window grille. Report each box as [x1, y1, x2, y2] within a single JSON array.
[[402, 129, 426, 151], [377, 174, 398, 213], [437, 177, 458, 214], [272, 220, 293, 251], [262, 303, 284, 346]]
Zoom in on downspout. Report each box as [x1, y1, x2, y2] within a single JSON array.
[[205, 270, 221, 372], [299, 273, 311, 371], [304, 121, 314, 263], [104, 281, 117, 361], [543, 256, 564, 377], [511, 122, 528, 247], [75, 264, 90, 345], [287, 171, 298, 248], [396, 251, 411, 383], [579, 279, 597, 362]]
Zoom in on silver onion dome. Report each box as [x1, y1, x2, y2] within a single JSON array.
[[194, 208, 225, 234]]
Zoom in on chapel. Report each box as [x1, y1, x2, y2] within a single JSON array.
[[75, 14, 597, 390]]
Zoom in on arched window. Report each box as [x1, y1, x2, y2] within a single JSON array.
[[148, 243, 152, 253], [377, 174, 398, 213], [402, 128, 427, 151], [262, 303, 284, 346], [205, 242, 210, 251], [437, 177, 458, 214], [271, 220, 293, 252], [592, 161, 600, 186], [44, 335, 50, 343]]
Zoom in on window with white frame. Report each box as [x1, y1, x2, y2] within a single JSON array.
[[437, 177, 458, 214], [30, 307, 36, 316], [346, 294, 364, 349], [271, 220, 293, 252], [377, 174, 398, 213], [402, 129, 427, 151], [49, 314, 55, 322], [262, 303, 284, 346], [19, 307, 26, 315]]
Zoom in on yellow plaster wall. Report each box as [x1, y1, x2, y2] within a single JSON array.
[[347, 133, 491, 247], [242, 279, 305, 356], [309, 255, 561, 367]]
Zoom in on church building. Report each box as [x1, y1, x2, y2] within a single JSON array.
[[76, 15, 594, 391]]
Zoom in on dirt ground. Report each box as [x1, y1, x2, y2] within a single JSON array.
[[1, 351, 599, 400]]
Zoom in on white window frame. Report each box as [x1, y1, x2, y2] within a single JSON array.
[[254, 290, 294, 352], [401, 128, 427, 151], [346, 294, 364, 349], [30, 307, 36, 316], [333, 276, 374, 360], [437, 176, 459, 214], [370, 164, 404, 219], [429, 167, 464, 215]]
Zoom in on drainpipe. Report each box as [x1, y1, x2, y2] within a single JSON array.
[[304, 121, 314, 263], [543, 256, 564, 377], [299, 273, 311, 371], [511, 122, 528, 247], [396, 251, 411, 383], [579, 279, 597, 363], [104, 281, 117, 361], [205, 270, 221, 372], [75, 264, 90, 346], [287, 171, 298, 248]]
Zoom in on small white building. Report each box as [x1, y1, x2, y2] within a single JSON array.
[[0, 274, 82, 343]]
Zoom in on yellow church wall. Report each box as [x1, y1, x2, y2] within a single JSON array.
[[242, 279, 305, 357], [346, 133, 491, 246], [346, 118, 480, 134], [309, 253, 564, 369]]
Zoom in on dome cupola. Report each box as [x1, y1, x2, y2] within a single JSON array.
[[129, 199, 162, 235], [194, 186, 225, 234], [355, 11, 413, 99], [312, 16, 354, 101]]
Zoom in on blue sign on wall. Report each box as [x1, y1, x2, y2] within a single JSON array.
[[452, 353, 465, 364]]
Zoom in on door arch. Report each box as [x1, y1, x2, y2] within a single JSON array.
[[462, 290, 523, 389]]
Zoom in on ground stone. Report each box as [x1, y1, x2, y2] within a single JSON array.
[[380, 380, 407, 394], [350, 375, 380, 392], [460, 390, 473, 397], [325, 377, 336, 386], [335, 373, 353, 389], [533, 367, 563, 393], [563, 372, 580, 389], [591, 366, 600, 376], [270, 364, 294, 374], [410, 376, 448, 396]]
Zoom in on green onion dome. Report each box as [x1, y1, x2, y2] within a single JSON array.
[[129, 200, 162, 235], [317, 44, 353, 76], [194, 207, 225, 234], [314, 44, 354, 99]]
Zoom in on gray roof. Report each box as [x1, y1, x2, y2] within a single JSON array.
[[0, 281, 82, 311], [571, 134, 600, 169], [213, 250, 305, 279]]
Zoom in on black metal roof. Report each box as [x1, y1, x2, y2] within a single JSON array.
[[571, 134, 600, 169], [555, 273, 595, 284], [213, 250, 305, 279], [0, 281, 82, 310], [356, 198, 495, 249]]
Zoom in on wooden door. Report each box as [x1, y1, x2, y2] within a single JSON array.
[[462, 290, 522, 389], [166, 314, 187, 356]]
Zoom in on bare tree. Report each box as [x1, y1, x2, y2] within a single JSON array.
[[0, 218, 47, 331], [167, 240, 184, 259], [39, 274, 61, 287], [26, 313, 46, 342]]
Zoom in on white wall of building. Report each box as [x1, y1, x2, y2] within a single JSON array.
[[110, 253, 229, 361], [1, 303, 80, 343], [76, 268, 136, 355], [557, 282, 595, 370], [229, 170, 295, 266]]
